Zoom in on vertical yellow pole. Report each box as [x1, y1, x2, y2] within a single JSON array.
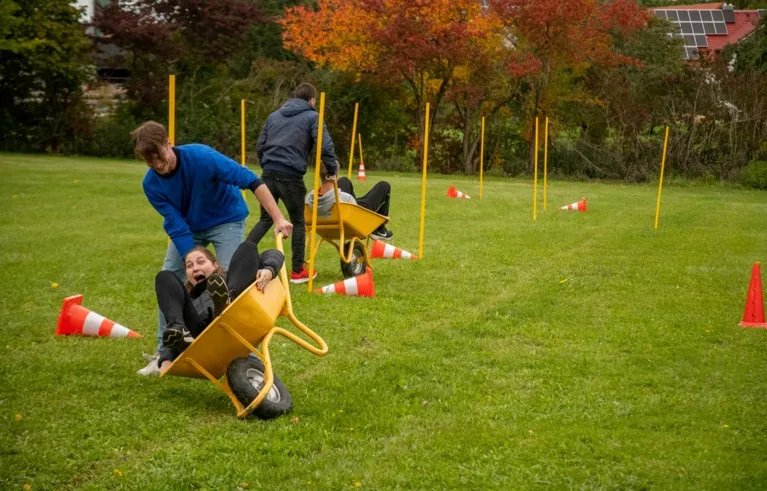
[[654, 125, 670, 230], [533, 116, 539, 221], [418, 103, 430, 259], [357, 133, 364, 176], [543, 116, 549, 211], [308, 92, 326, 292], [168, 74, 176, 146], [480, 116, 485, 200], [347, 103, 359, 179]]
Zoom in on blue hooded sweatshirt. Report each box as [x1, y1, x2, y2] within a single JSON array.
[[142, 144, 262, 258], [256, 98, 338, 176]]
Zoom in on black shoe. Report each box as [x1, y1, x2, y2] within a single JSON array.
[[370, 227, 394, 241], [206, 272, 230, 318], [162, 321, 193, 352]]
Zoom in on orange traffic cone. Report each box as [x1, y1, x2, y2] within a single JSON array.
[[56, 294, 142, 338], [370, 240, 418, 260], [357, 161, 367, 181], [314, 267, 375, 297], [447, 185, 471, 199], [739, 262, 767, 328], [560, 197, 587, 212]]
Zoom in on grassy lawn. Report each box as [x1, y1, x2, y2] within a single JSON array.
[[1, 153, 766, 490]]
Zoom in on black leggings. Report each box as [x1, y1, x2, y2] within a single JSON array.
[[338, 177, 390, 232], [155, 241, 262, 337]]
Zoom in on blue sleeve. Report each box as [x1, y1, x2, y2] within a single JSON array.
[[310, 115, 338, 174], [202, 145, 263, 189], [143, 182, 195, 258]]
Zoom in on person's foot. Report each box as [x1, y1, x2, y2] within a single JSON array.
[[136, 353, 161, 376], [162, 321, 193, 352], [290, 265, 317, 284], [206, 272, 230, 318], [370, 227, 394, 241]]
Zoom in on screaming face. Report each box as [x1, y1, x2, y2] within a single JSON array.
[[185, 250, 219, 286]]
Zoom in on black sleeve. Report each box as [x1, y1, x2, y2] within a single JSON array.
[[260, 249, 285, 278], [248, 176, 264, 193]]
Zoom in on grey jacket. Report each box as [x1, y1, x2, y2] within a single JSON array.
[[305, 189, 356, 216], [257, 98, 338, 177]]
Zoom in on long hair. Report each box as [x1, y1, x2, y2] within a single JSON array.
[[183, 246, 225, 292]]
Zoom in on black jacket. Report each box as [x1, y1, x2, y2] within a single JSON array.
[[256, 98, 338, 177]]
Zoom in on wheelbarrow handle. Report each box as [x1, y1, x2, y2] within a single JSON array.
[[272, 232, 329, 357]]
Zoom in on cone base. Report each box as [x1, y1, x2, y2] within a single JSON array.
[[739, 321, 767, 328]]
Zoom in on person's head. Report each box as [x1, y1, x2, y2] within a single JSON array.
[[130, 121, 177, 175], [183, 246, 224, 288], [294, 83, 317, 107]]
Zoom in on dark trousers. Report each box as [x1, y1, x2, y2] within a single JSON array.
[[246, 170, 306, 273], [155, 241, 262, 337], [338, 177, 390, 231]]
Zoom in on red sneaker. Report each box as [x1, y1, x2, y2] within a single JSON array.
[[290, 265, 318, 284]]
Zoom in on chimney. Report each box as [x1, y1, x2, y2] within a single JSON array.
[[722, 4, 736, 24]]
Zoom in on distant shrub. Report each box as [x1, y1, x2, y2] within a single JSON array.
[[742, 161, 767, 190]]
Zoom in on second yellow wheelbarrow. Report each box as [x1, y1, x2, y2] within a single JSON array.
[[304, 181, 389, 278], [160, 234, 328, 419]]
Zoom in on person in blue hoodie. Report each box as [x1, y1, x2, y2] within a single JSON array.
[[247, 83, 339, 283], [131, 120, 292, 375]]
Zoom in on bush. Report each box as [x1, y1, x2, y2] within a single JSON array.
[[742, 161, 767, 190]]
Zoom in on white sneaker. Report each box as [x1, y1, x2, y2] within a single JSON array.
[[136, 353, 161, 376]]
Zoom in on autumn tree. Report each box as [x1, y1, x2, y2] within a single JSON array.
[[489, 0, 650, 169], [93, 0, 267, 115], [281, 0, 500, 166]]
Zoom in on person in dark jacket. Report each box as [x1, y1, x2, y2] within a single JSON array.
[[247, 83, 339, 283], [155, 240, 284, 371]]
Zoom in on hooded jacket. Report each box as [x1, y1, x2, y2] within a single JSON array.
[[256, 98, 338, 177]]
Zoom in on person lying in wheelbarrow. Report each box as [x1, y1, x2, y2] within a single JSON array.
[[305, 164, 394, 241], [154, 240, 284, 371]]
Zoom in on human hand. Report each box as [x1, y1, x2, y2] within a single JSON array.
[[274, 217, 293, 238], [255, 269, 274, 292]]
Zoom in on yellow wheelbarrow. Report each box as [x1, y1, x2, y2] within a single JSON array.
[[304, 181, 389, 278], [160, 234, 328, 419]]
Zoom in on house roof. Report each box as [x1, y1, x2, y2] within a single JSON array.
[[653, 4, 763, 59], [705, 10, 761, 51]]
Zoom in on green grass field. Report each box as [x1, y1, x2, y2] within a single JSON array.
[[1, 154, 766, 490]]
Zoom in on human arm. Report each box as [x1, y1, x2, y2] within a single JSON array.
[[143, 184, 195, 258], [254, 249, 284, 291], [311, 116, 338, 175], [254, 183, 293, 238], [256, 120, 269, 163]]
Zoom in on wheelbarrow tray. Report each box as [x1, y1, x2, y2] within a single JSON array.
[[163, 278, 286, 380], [304, 202, 388, 241]]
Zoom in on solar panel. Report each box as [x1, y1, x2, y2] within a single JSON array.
[[678, 10, 690, 21], [654, 8, 730, 61], [694, 35, 707, 48], [689, 10, 701, 22], [712, 10, 724, 22], [758, 10, 766, 19]]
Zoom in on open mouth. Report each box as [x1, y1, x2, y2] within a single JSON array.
[[194, 273, 206, 283]]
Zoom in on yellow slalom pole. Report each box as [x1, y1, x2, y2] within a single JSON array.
[[480, 116, 485, 200], [533, 116, 539, 221], [418, 103, 430, 259], [357, 133, 364, 175], [240, 99, 247, 199], [543, 116, 549, 211], [308, 92, 326, 292], [168, 74, 176, 146], [347, 103, 359, 179], [654, 125, 670, 230]]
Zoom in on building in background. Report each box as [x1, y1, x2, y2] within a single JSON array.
[[653, 3, 765, 60]]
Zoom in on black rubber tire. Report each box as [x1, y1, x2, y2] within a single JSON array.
[[226, 356, 292, 420], [340, 241, 368, 278]]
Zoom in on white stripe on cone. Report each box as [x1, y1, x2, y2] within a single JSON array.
[[109, 324, 132, 338], [82, 312, 105, 336], [345, 277, 358, 296]]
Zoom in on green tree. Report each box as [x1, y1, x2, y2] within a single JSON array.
[[0, 0, 91, 152]]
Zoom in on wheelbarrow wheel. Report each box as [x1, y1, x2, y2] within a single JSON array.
[[227, 356, 292, 420], [340, 241, 368, 278]]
